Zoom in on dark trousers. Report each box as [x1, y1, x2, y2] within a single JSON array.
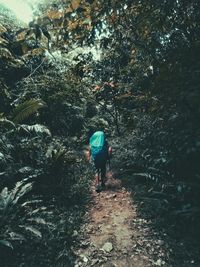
[[94, 154, 107, 184]]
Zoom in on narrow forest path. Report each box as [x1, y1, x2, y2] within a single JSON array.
[[74, 172, 169, 267]]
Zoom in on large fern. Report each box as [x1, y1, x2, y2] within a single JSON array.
[[0, 181, 33, 214], [0, 181, 51, 253], [0, 118, 16, 130], [19, 124, 51, 136], [12, 99, 46, 124]]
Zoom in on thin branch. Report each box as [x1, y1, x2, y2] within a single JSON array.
[[27, 58, 46, 78]]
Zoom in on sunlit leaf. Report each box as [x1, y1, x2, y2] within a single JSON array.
[[0, 240, 13, 250], [19, 124, 51, 136], [22, 226, 42, 238]]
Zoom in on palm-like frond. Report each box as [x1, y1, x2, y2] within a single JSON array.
[[0, 118, 16, 130], [0, 240, 13, 250], [0, 181, 33, 214], [20, 226, 42, 238], [12, 99, 46, 124], [52, 148, 67, 162], [0, 187, 8, 210], [19, 124, 51, 136], [0, 152, 6, 163], [12, 182, 33, 205], [0, 182, 52, 253]]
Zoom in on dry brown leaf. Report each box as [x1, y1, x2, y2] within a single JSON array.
[[68, 20, 79, 30], [64, 7, 73, 14], [21, 43, 29, 55], [45, 10, 63, 20], [71, 0, 81, 10]]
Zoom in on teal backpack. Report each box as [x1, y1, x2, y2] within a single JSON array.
[[89, 131, 107, 161]]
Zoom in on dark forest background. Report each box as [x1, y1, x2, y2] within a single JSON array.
[[0, 0, 199, 266]]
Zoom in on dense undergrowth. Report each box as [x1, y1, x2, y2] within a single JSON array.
[[0, 77, 92, 266], [0, 6, 94, 266], [0, 0, 200, 266]]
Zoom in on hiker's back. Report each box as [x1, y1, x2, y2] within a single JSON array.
[[89, 131, 108, 168]]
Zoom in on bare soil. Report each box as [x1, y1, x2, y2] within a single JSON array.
[[74, 172, 171, 267]]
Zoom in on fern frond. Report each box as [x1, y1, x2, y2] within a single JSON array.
[[52, 148, 67, 161], [0, 181, 33, 213], [0, 240, 13, 250], [20, 225, 42, 238], [12, 182, 33, 205], [12, 99, 46, 124], [8, 232, 26, 241], [0, 187, 8, 210], [0, 118, 16, 129], [21, 200, 43, 207], [0, 152, 6, 163], [27, 217, 47, 225], [19, 124, 51, 136]]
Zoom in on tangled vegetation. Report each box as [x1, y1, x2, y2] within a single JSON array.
[[0, 0, 199, 266]]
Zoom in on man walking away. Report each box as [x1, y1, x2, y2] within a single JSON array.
[[89, 131, 109, 192]]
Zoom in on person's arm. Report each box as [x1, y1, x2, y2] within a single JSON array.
[[86, 146, 91, 161], [108, 146, 112, 158], [105, 139, 112, 158]]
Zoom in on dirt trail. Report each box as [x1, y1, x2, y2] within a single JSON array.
[[74, 172, 166, 267]]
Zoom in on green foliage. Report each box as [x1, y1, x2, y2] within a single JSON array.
[[19, 124, 51, 136], [0, 181, 43, 264], [0, 181, 32, 208], [0, 0, 199, 264], [0, 79, 11, 113], [12, 99, 46, 124], [0, 118, 16, 130]]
